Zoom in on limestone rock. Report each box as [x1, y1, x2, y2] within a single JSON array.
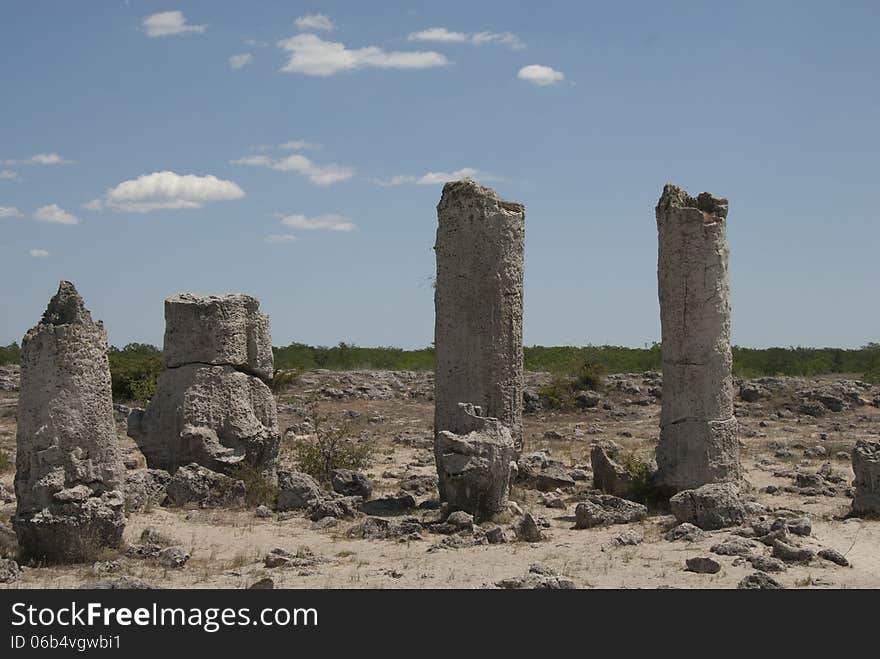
[[276, 470, 323, 512], [163, 293, 272, 381], [435, 403, 516, 520], [0, 558, 21, 584], [653, 185, 741, 491], [165, 463, 246, 508], [591, 440, 649, 499], [124, 468, 171, 512], [331, 469, 372, 499], [669, 482, 746, 530], [131, 364, 279, 477], [434, 180, 525, 459], [851, 439, 880, 516], [738, 572, 784, 589], [574, 495, 647, 528], [14, 281, 125, 561]]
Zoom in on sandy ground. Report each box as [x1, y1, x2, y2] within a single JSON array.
[[1, 371, 879, 589]]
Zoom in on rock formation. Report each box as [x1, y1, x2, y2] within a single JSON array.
[[434, 179, 525, 468], [851, 439, 880, 516], [653, 184, 741, 492], [128, 294, 279, 479], [14, 281, 125, 561], [435, 403, 516, 521]]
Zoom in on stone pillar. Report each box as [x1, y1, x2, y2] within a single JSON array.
[[14, 281, 125, 561], [653, 184, 741, 492], [851, 439, 880, 516], [434, 179, 525, 470], [435, 403, 516, 521], [128, 294, 279, 479]]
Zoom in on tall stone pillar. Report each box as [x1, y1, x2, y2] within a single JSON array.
[[434, 180, 525, 506], [14, 281, 125, 561], [653, 184, 741, 492]]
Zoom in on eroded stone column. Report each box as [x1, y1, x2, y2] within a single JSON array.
[[654, 184, 741, 492], [14, 281, 125, 561], [128, 294, 279, 479], [434, 180, 524, 505]]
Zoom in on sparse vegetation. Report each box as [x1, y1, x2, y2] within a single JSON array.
[[227, 462, 279, 508], [107, 343, 162, 403], [0, 342, 20, 365], [270, 368, 299, 393], [538, 359, 607, 410], [292, 399, 374, 482]]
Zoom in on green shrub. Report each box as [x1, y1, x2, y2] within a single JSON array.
[[270, 368, 299, 393], [227, 462, 279, 508], [864, 365, 880, 385], [617, 451, 661, 506], [0, 343, 20, 366], [291, 400, 374, 482], [537, 358, 606, 410], [108, 343, 162, 403]]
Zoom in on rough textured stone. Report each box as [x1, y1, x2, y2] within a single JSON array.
[[591, 440, 646, 499], [331, 469, 372, 499], [434, 180, 525, 468], [162, 293, 272, 381], [435, 403, 516, 520], [0, 558, 21, 584], [738, 572, 784, 589], [165, 463, 246, 508], [685, 556, 721, 574], [851, 439, 880, 516], [123, 469, 171, 512], [128, 293, 279, 479], [276, 470, 323, 512], [669, 482, 746, 530], [14, 281, 125, 562], [574, 495, 647, 529], [130, 364, 279, 478], [653, 185, 741, 492]]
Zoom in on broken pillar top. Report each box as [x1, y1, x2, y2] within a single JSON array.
[[656, 183, 728, 222], [40, 280, 93, 326], [438, 178, 525, 215], [163, 292, 273, 381]]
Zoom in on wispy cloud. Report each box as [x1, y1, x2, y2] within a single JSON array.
[[228, 53, 254, 70], [29, 249, 50, 258], [277, 33, 448, 76], [371, 167, 496, 186], [295, 13, 334, 31], [1, 153, 75, 166], [408, 27, 525, 49], [266, 234, 298, 244], [0, 170, 18, 179], [231, 153, 353, 186], [86, 171, 244, 213], [34, 204, 80, 225], [518, 64, 565, 86], [248, 140, 322, 153], [0, 206, 22, 218], [142, 11, 206, 38], [280, 213, 355, 231]]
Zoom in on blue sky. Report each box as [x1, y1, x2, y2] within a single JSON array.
[[1, 1, 878, 350]]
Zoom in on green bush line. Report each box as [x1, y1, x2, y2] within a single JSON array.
[[1, 341, 879, 401]]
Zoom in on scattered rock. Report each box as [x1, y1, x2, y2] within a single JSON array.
[[166, 463, 246, 508], [0, 558, 22, 584], [157, 546, 190, 569], [738, 572, 784, 589], [331, 469, 372, 499], [685, 556, 721, 574], [124, 469, 171, 512], [276, 471, 323, 512], [818, 548, 849, 567], [852, 439, 880, 516], [664, 523, 709, 543], [515, 513, 543, 542], [669, 482, 746, 530], [771, 539, 815, 563], [574, 495, 647, 528]]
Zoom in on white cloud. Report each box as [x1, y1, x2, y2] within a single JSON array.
[[277, 33, 448, 76], [266, 234, 298, 244], [231, 152, 353, 186], [34, 204, 80, 225], [29, 249, 50, 258], [518, 64, 565, 86], [408, 27, 524, 49], [372, 167, 495, 186], [295, 13, 334, 31], [0, 170, 18, 179], [1, 153, 74, 166], [0, 206, 22, 218], [248, 140, 322, 152], [142, 11, 206, 38], [228, 53, 254, 69], [280, 213, 355, 231], [86, 171, 245, 213]]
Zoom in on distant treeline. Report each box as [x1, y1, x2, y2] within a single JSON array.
[[1, 341, 879, 402]]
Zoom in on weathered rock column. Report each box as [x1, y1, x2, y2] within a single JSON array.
[[435, 403, 516, 520], [851, 439, 880, 516], [128, 294, 279, 479], [653, 184, 741, 492], [14, 282, 125, 561], [434, 180, 524, 481]]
